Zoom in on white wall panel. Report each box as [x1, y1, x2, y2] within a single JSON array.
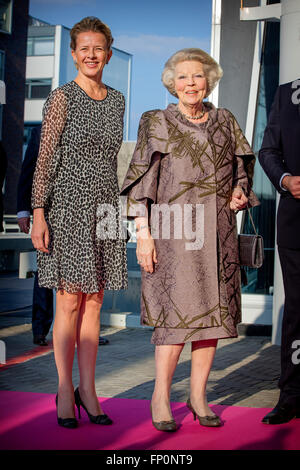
[[24, 99, 44, 122], [26, 56, 54, 79]]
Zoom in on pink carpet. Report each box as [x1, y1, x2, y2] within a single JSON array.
[[0, 391, 299, 450]]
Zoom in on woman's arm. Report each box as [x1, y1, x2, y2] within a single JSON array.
[[31, 89, 67, 253], [31, 208, 50, 253], [230, 186, 248, 211], [120, 112, 166, 271], [228, 110, 259, 210], [135, 213, 157, 274], [31, 88, 67, 209]]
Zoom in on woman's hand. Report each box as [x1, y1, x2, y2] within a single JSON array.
[[31, 208, 50, 254], [230, 186, 248, 211], [136, 228, 157, 274]]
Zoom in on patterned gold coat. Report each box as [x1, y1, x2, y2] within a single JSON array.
[[121, 103, 259, 344]]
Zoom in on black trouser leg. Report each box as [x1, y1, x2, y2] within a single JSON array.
[[32, 271, 53, 338], [278, 246, 300, 406]]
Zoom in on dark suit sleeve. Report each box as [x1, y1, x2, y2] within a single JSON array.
[[17, 126, 41, 213], [258, 86, 288, 193]]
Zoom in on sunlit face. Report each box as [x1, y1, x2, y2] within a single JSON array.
[[174, 60, 207, 107], [71, 31, 112, 78]]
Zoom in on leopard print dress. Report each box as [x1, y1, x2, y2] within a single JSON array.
[[31, 81, 128, 293]]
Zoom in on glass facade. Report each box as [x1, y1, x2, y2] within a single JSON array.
[[102, 47, 132, 140], [241, 19, 280, 294], [23, 124, 39, 146], [0, 0, 12, 34], [25, 78, 52, 99], [0, 49, 4, 140], [0, 49, 4, 78], [27, 36, 55, 56]]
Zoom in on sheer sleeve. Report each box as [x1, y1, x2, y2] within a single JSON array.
[[31, 88, 67, 209]]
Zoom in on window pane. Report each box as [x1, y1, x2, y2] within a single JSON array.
[[0, 51, 4, 80], [102, 48, 132, 140], [33, 38, 54, 56], [0, 0, 11, 33], [23, 126, 36, 146], [241, 21, 280, 295], [27, 38, 33, 56], [30, 84, 51, 99], [0, 104, 3, 140]]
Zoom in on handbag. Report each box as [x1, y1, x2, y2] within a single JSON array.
[[238, 208, 264, 268]]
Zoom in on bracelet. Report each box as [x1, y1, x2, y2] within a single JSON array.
[[136, 225, 149, 232]]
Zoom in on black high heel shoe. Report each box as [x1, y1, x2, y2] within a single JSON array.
[[74, 387, 113, 425], [186, 398, 222, 427], [55, 394, 78, 429]]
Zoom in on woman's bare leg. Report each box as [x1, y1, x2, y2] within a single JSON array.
[[151, 343, 184, 421], [190, 339, 218, 416], [53, 290, 83, 418], [76, 290, 104, 416]]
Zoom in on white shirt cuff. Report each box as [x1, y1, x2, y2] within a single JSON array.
[[279, 173, 291, 191], [17, 211, 31, 219]]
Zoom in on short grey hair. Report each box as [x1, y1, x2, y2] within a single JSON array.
[[161, 48, 223, 98]]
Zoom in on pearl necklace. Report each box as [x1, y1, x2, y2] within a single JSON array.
[[177, 105, 206, 120]]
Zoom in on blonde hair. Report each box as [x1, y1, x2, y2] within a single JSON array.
[[70, 16, 113, 51], [162, 48, 223, 98]]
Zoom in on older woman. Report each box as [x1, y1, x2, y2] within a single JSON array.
[[31, 17, 127, 428], [121, 48, 259, 431]]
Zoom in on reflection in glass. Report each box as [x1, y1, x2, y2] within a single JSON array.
[[27, 37, 55, 56], [25, 79, 52, 99], [103, 48, 132, 140], [0, 0, 12, 34], [242, 21, 280, 294]]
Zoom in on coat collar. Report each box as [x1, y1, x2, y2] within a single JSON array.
[[163, 102, 218, 130]]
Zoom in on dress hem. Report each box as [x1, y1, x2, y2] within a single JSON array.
[[38, 282, 128, 295], [149, 324, 240, 345]]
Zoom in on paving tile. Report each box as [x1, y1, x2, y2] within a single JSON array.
[[0, 273, 282, 409], [0, 321, 281, 408]]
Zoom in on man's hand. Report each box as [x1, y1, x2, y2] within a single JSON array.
[[282, 175, 300, 198], [18, 217, 30, 234]]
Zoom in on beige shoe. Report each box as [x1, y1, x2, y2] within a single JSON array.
[[186, 398, 222, 427], [150, 404, 177, 432]]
